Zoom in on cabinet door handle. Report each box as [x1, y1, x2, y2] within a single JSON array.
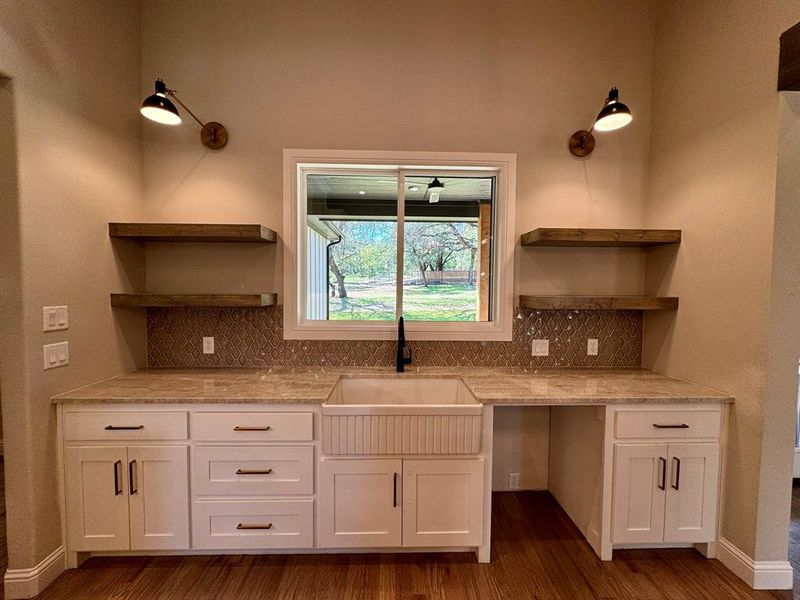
[[393, 472, 398, 508], [233, 426, 271, 432], [671, 457, 681, 490], [235, 468, 273, 475], [657, 457, 666, 490], [113, 460, 123, 496], [652, 423, 689, 429], [236, 523, 272, 530], [129, 460, 138, 495], [105, 425, 144, 431]]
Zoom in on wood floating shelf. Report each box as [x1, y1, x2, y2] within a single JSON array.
[[519, 295, 679, 311], [109, 222, 277, 243], [520, 228, 681, 247], [110, 293, 277, 308]]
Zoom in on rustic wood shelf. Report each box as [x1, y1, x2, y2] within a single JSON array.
[[110, 293, 277, 308], [520, 228, 681, 247], [109, 222, 277, 243], [519, 295, 679, 311]]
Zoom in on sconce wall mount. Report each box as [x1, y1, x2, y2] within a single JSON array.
[[141, 79, 228, 150], [568, 87, 632, 157]]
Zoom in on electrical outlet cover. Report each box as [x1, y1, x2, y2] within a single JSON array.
[[531, 339, 549, 356], [587, 338, 599, 356], [203, 336, 215, 354]]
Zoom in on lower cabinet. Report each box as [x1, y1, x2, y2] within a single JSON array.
[[318, 459, 402, 547], [612, 442, 719, 544], [318, 458, 484, 549], [193, 499, 314, 549], [65, 445, 189, 551]]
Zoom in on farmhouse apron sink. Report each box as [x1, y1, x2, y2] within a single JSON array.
[[321, 377, 483, 455]]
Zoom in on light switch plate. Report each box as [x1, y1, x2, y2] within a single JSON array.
[[43, 341, 69, 370], [531, 339, 549, 356], [203, 337, 215, 354], [42, 306, 68, 332], [587, 338, 599, 356]]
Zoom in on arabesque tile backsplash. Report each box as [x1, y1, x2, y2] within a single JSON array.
[[147, 306, 642, 368]]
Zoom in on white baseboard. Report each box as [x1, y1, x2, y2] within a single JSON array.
[[4, 545, 65, 599], [717, 537, 793, 590]]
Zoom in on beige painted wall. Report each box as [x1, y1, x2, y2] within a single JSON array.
[[0, 0, 145, 569], [140, 0, 658, 492], [140, 0, 656, 299], [644, 0, 800, 561]]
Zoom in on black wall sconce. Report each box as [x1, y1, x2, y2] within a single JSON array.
[[568, 87, 632, 157], [140, 79, 228, 149]]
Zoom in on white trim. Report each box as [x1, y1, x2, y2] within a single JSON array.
[[283, 149, 517, 341], [4, 545, 66, 599], [717, 537, 793, 590]]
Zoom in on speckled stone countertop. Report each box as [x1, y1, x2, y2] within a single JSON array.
[[52, 367, 732, 405]]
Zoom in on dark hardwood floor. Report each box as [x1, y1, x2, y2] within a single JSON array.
[[25, 490, 796, 600]]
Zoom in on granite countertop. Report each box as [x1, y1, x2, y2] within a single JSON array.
[[51, 367, 733, 405]]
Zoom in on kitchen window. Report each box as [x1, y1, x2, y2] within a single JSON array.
[[283, 150, 516, 340]]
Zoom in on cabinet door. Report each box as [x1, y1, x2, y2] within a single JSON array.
[[612, 443, 668, 544], [318, 459, 402, 548], [128, 445, 190, 550], [65, 446, 130, 551], [664, 443, 719, 543], [403, 459, 484, 547]]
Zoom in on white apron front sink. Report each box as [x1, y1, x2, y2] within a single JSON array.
[[321, 377, 483, 455]]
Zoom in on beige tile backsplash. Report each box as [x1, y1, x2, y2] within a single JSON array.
[[147, 306, 642, 368]]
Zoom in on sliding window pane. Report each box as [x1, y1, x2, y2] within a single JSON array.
[[402, 176, 494, 322], [306, 174, 397, 321]]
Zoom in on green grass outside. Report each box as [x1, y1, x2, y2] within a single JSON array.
[[329, 281, 478, 321]]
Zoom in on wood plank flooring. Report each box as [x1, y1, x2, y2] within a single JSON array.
[[27, 491, 795, 600]]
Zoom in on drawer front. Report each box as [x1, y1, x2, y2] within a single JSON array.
[[64, 411, 188, 441], [192, 499, 313, 549], [193, 446, 314, 496], [192, 412, 313, 442], [615, 409, 721, 439]]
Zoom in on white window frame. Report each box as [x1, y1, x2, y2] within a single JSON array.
[[283, 149, 516, 341]]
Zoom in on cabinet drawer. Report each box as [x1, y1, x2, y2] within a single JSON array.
[[615, 410, 721, 439], [64, 411, 188, 441], [193, 446, 314, 496], [192, 499, 313, 549], [192, 412, 313, 442]]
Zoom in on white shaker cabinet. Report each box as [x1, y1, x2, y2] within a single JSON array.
[[664, 443, 720, 543], [611, 443, 667, 544], [612, 441, 719, 545], [403, 458, 484, 547], [318, 458, 402, 548], [318, 458, 485, 549], [65, 444, 189, 552], [65, 446, 131, 551], [128, 445, 190, 550]]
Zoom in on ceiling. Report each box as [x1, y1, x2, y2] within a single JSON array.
[[306, 175, 494, 203]]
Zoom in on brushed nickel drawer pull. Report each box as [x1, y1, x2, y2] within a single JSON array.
[[233, 426, 272, 432], [235, 468, 273, 475], [105, 425, 145, 431], [652, 423, 689, 429], [236, 522, 273, 530]]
